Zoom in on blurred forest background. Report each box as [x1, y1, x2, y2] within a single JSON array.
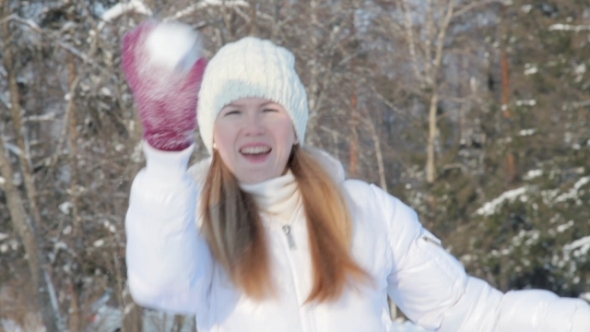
[[1, 0, 590, 331]]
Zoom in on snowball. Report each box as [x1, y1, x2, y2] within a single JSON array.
[[145, 22, 202, 73]]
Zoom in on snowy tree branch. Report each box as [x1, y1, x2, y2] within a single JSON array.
[[549, 24, 590, 32], [98, 0, 152, 29], [4, 15, 109, 74], [165, 0, 250, 21], [452, 0, 501, 19]]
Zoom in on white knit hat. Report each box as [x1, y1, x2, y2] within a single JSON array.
[[197, 37, 308, 154]]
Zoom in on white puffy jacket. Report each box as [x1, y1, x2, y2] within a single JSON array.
[[125, 143, 590, 332]]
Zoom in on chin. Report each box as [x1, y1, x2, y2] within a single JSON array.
[[238, 171, 275, 184]]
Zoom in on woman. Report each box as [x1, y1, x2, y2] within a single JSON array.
[[122, 22, 590, 332]]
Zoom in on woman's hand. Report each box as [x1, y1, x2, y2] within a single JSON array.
[[122, 21, 207, 151]]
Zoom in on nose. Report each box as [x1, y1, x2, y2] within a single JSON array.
[[242, 112, 265, 136]]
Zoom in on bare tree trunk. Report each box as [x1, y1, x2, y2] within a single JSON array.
[[248, 2, 257, 36], [363, 115, 388, 192], [425, 0, 454, 184], [505, 152, 516, 184], [401, 0, 423, 86], [66, 54, 82, 239], [500, 49, 511, 119], [192, 317, 198, 332], [0, 137, 61, 332], [399, 0, 437, 183], [221, 0, 234, 42], [65, 54, 83, 332], [388, 297, 397, 320], [105, 234, 142, 332], [2, 9, 42, 235], [349, 93, 358, 176], [498, 5, 516, 184], [499, 5, 511, 119], [121, 289, 143, 332], [348, 11, 358, 177], [0, 5, 63, 331], [305, 0, 321, 141], [172, 315, 185, 332], [426, 91, 438, 183], [68, 279, 80, 332]]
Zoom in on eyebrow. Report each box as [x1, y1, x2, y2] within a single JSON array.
[[226, 101, 276, 107]]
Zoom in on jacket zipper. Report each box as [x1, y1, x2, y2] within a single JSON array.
[[276, 209, 313, 332], [282, 225, 297, 250]]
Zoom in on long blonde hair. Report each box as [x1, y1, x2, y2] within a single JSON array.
[[200, 146, 368, 302]]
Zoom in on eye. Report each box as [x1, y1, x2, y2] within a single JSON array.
[[224, 109, 241, 116], [262, 108, 279, 113]]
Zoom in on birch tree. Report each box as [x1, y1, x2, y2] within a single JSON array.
[[0, 1, 63, 330]]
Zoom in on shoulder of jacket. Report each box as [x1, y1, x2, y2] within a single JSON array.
[[343, 180, 404, 217], [343, 178, 373, 195], [306, 148, 346, 183], [343, 179, 396, 203]]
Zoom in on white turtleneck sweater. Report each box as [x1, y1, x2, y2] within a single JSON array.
[[239, 170, 300, 224]]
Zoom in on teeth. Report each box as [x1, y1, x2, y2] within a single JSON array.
[[240, 146, 271, 155]]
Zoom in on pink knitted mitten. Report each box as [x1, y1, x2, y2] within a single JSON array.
[[122, 21, 207, 151]]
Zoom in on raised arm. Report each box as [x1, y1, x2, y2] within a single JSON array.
[[372, 185, 590, 331], [122, 21, 211, 314], [126, 143, 213, 315]]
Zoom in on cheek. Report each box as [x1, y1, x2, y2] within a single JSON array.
[[274, 120, 296, 149], [213, 120, 235, 148], [213, 123, 237, 164]]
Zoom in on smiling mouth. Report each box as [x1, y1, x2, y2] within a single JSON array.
[[239, 146, 272, 155]]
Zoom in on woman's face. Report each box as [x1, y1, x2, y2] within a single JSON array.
[[213, 97, 296, 184]]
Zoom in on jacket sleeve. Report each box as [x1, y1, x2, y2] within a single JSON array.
[[125, 142, 213, 315], [373, 185, 590, 332]]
